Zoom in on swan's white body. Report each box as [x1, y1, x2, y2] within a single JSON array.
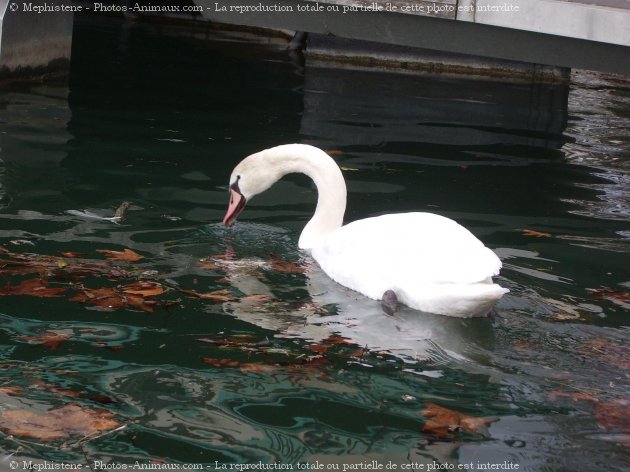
[[223, 144, 508, 317]]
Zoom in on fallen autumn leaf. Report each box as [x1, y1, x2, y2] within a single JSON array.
[[96, 248, 144, 262], [0, 404, 120, 441], [180, 288, 235, 302], [17, 331, 71, 350], [0, 278, 67, 298], [522, 229, 552, 238], [421, 402, 496, 437], [122, 281, 165, 297]]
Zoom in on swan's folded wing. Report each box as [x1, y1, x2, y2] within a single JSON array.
[[312, 213, 502, 295]]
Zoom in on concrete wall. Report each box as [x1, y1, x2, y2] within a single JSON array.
[[306, 34, 570, 82], [468, 0, 630, 47], [0, 0, 74, 76], [195, 0, 630, 75], [307, 0, 630, 46]]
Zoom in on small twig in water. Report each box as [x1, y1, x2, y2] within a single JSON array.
[[63, 424, 128, 450]]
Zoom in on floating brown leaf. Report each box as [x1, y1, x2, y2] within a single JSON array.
[[308, 343, 332, 355], [590, 288, 630, 307], [581, 338, 630, 371], [327, 335, 353, 345], [180, 288, 235, 302], [522, 229, 552, 238], [107, 267, 133, 279], [513, 340, 535, 352], [201, 357, 240, 368], [292, 356, 331, 367], [17, 331, 71, 351], [229, 334, 259, 340], [98, 343, 125, 351], [43, 386, 83, 399], [307, 335, 354, 356], [0, 278, 67, 298], [594, 399, 630, 432], [421, 403, 496, 437], [59, 252, 87, 259], [122, 281, 165, 297], [325, 150, 344, 156], [240, 294, 273, 302], [96, 248, 144, 262], [210, 251, 236, 261], [0, 404, 120, 441], [0, 386, 22, 396], [90, 395, 116, 404], [552, 311, 580, 321], [70, 287, 153, 312], [548, 390, 599, 403], [349, 346, 369, 359], [238, 356, 333, 375], [239, 363, 280, 374], [270, 258, 305, 274], [198, 259, 220, 270]]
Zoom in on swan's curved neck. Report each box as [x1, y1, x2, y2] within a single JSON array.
[[265, 145, 346, 250]]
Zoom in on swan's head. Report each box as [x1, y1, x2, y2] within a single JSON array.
[[223, 149, 286, 227], [222, 144, 346, 234]]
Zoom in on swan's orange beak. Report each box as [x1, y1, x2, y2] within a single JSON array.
[[223, 187, 246, 227]]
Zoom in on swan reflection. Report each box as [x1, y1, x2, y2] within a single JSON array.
[[202, 222, 494, 365]]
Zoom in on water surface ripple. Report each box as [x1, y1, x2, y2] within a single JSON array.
[[0, 16, 628, 472]]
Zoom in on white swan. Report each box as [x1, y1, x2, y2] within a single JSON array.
[[222, 144, 508, 317]]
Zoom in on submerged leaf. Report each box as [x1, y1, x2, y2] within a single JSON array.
[[548, 390, 599, 403], [270, 259, 305, 274], [240, 294, 273, 302], [595, 399, 630, 432], [581, 338, 630, 371], [180, 288, 235, 302], [0, 405, 119, 441], [589, 288, 630, 308], [96, 248, 144, 262], [90, 395, 117, 404], [522, 229, 552, 238], [202, 357, 240, 368], [308, 343, 332, 355], [70, 287, 154, 312], [17, 331, 71, 351], [0, 278, 66, 298], [239, 363, 279, 374], [421, 403, 496, 437], [59, 252, 87, 259], [198, 259, 220, 270], [0, 386, 23, 396], [122, 281, 165, 297]]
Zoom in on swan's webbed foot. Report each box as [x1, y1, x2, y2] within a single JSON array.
[[381, 290, 398, 317]]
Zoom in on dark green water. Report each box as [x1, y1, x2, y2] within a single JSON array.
[[0, 16, 629, 472]]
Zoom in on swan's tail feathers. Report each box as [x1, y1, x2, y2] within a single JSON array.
[[398, 283, 509, 318]]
